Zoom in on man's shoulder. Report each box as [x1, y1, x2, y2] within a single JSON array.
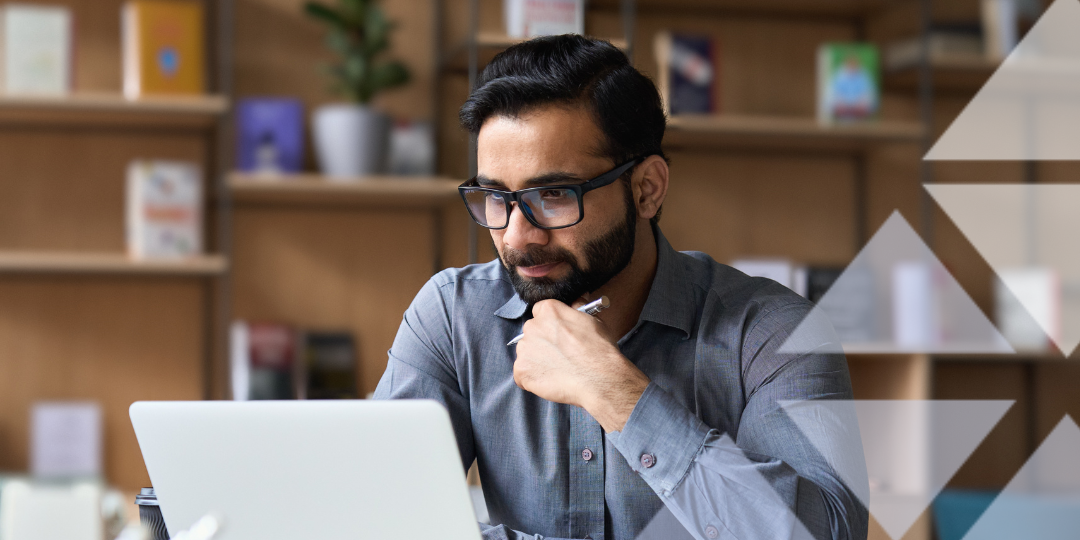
[[430, 258, 509, 288], [420, 259, 518, 311], [676, 249, 814, 323]]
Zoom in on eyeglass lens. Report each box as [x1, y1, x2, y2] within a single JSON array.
[[462, 188, 581, 229]]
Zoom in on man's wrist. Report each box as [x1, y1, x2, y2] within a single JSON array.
[[586, 356, 650, 432]]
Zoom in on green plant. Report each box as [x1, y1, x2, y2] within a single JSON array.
[[304, 0, 410, 104]]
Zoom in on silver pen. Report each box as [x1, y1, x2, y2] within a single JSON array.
[[507, 296, 611, 346]]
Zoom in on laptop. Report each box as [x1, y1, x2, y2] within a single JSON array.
[[130, 400, 482, 540]]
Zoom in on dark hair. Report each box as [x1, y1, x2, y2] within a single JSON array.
[[460, 34, 667, 225]]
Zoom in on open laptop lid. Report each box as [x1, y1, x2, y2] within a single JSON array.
[[130, 400, 481, 540]]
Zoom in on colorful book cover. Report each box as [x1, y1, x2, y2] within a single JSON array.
[[1, 4, 73, 94], [123, 0, 205, 98], [247, 322, 297, 400], [817, 43, 881, 123], [654, 31, 718, 116], [126, 160, 203, 259], [236, 98, 304, 175]]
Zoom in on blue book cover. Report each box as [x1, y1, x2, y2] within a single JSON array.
[[236, 98, 304, 174], [657, 32, 717, 115]]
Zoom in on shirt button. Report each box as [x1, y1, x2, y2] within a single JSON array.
[[705, 525, 719, 538], [581, 448, 594, 461], [640, 453, 656, 469]]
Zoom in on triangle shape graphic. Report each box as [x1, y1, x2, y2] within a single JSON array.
[[781, 400, 1013, 540], [960, 415, 1080, 540], [926, 0, 1080, 160], [779, 211, 1014, 355], [926, 184, 1080, 355]]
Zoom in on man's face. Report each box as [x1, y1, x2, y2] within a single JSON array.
[[476, 105, 639, 306]]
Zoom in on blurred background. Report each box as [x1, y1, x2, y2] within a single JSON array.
[[1, 0, 1078, 539]]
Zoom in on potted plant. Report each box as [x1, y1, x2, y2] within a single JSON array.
[[304, 0, 410, 178]]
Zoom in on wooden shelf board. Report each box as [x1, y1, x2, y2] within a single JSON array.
[[592, 0, 889, 17], [885, 56, 999, 93], [229, 173, 463, 208], [442, 33, 629, 72], [664, 115, 926, 152], [0, 252, 228, 276], [0, 92, 230, 128]]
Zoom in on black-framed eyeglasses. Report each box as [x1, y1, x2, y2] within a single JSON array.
[[458, 158, 640, 230]]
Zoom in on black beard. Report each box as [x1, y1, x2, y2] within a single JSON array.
[[498, 183, 638, 306]]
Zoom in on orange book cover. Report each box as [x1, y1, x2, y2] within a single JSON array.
[[123, 0, 205, 97]]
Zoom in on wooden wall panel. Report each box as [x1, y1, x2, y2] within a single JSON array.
[[0, 130, 207, 251], [231, 204, 467, 396], [661, 151, 857, 265], [0, 277, 205, 490]]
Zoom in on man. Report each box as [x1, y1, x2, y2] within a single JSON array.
[[374, 35, 867, 540]]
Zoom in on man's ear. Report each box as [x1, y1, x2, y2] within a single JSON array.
[[632, 155, 669, 220]]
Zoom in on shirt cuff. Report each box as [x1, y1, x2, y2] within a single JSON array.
[[607, 382, 712, 494]]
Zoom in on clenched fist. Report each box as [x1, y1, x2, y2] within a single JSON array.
[[513, 299, 650, 432]]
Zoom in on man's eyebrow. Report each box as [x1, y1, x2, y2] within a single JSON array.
[[476, 171, 584, 189]]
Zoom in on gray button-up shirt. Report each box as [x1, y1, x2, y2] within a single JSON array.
[[374, 228, 868, 540]]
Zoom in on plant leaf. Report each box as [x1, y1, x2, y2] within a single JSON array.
[[369, 61, 410, 94], [304, 2, 347, 29]]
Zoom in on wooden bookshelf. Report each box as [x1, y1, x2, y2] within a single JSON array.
[[663, 115, 925, 152], [0, 93, 229, 128], [229, 174, 462, 208], [885, 56, 998, 93], [600, 0, 890, 16], [0, 252, 228, 276], [442, 32, 629, 72]]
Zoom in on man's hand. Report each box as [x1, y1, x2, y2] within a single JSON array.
[[513, 299, 650, 432]]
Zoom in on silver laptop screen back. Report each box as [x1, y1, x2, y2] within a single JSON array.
[[130, 400, 481, 540]]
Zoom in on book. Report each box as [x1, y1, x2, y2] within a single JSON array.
[[654, 31, 717, 116], [30, 402, 102, 479], [885, 26, 985, 70], [817, 43, 880, 124], [231, 321, 297, 400], [236, 98, 304, 175], [504, 0, 584, 39], [122, 0, 206, 98], [299, 332, 358, 400], [0, 4, 73, 94], [126, 160, 203, 259], [995, 268, 1060, 351]]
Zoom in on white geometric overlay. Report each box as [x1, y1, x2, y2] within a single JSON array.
[[780, 211, 1013, 354], [926, 0, 1080, 160], [961, 415, 1080, 540], [783, 401, 1013, 540], [926, 184, 1080, 355]]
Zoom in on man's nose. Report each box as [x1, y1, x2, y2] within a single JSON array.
[[501, 202, 548, 251]]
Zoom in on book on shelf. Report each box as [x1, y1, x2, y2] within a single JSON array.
[[817, 43, 881, 124], [231, 321, 297, 401], [654, 31, 718, 116], [298, 332, 358, 400], [730, 260, 844, 302], [885, 25, 985, 70], [122, 0, 206, 99], [995, 267, 1060, 351], [126, 160, 203, 259], [0, 4, 73, 95], [231, 322, 359, 401], [236, 98, 304, 176], [504, 0, 584, 39], [30, 402, 102, 479]]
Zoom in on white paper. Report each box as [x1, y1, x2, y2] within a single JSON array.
[[30, 402, 102, 478]]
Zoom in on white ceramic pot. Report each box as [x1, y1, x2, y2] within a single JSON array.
[[311, 104, 390, 179]]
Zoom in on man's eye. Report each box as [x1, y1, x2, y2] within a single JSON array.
[[540, 190, 568, 199]]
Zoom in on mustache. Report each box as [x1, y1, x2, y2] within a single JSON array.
[[501, 246, 576, 269]]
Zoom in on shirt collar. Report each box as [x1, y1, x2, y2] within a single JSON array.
[[492, 225, 698, 336], [637, 225, 696, 337]]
